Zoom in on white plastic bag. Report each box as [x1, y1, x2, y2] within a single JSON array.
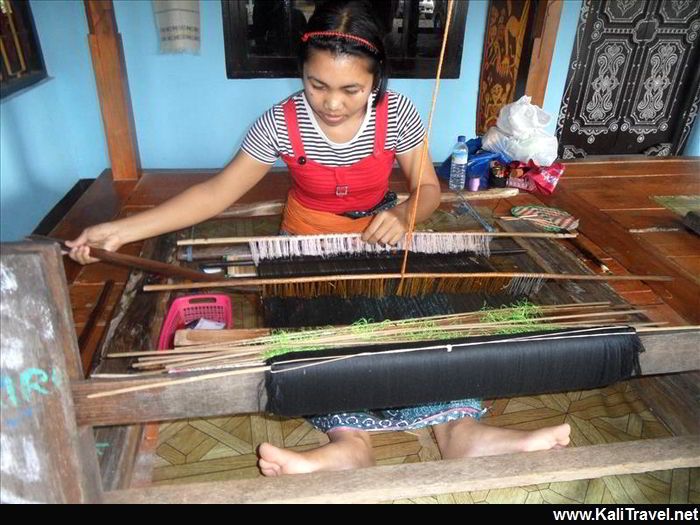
[[496, 95, 551, 138], [482, 96, 558, 166]]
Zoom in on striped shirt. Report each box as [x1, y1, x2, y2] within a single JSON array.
[[241, 90, 425, 167]]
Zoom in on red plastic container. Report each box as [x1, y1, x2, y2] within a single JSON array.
[[157, 294, 233, 350]]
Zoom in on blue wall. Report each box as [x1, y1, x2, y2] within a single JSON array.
[[2, 0, 696, 242], [686, 117, 700, 156], [116, 0, 495, 168], [543, 0, 580, 135], [1, 0, 107, 242], [115, 0, 578, 167]]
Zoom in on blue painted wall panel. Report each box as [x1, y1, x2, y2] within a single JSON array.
[[15, 0, 692, 243]]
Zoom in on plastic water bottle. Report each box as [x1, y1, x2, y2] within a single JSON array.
[[449, 135, 468, 192]]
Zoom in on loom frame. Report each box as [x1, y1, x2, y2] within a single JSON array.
[[1, 241, 699, 503], [2, 0, 699, 504]]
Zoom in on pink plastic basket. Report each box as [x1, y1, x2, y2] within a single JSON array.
[[157, 294, 233, 350]]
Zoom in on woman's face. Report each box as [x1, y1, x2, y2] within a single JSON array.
[[303, 49, 375, 128]]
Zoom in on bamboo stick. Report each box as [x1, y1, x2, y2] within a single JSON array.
[[139, 311, 646, 370], [147, 316, 661, 368], [109, 302, 620, 357], [86, 366, 272, 399], [153, 320, 669, 372], [140, 320, 668, 374], [143, 272, 672, 292], [398, 0, 455, 285], [88, 324, 692, 398], [108, 303, 625, 359]]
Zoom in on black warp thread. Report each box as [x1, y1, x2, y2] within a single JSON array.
[[256, 252, 493, 278], [262, 292, 525, 327], [264, 326, 644, 417]]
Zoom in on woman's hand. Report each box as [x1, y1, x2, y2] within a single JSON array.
[[362, 205, 410, 246], [64, 222, 124, 265]]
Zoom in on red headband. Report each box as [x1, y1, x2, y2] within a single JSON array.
[[301, 31, 379, 54]]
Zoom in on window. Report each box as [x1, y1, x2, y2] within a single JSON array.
[[222, 0, 467, 79], [0, 0, 46, 99]]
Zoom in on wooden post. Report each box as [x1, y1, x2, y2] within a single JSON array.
[[523, 0, 563, 107], [84, 0, 141, 181], [0, 242, 102, 503]]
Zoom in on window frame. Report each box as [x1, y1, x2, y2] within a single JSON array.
[[221, 0, 468, 79], [0, 0, 48, 100]]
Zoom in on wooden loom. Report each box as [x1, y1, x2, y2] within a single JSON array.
[[2, 0, 700, 504], [2, 241, 699, 503]]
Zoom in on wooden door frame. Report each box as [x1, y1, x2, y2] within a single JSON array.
[[523, 0, 564, 108]]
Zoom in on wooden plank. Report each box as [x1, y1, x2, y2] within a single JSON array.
[[84, 0, 140, 180], [0, 242, 102, 503], [174, 328, 272, 347], [563, 157, 700, 178], [71, 330, 700, 427], [575, 184, 700, 213], [94, 425, 144, 491], [667, 257, 700, 281], [84, 235, 173, 489], [605, 209, 685, 232], [633, 372, 700, 437], [633, 232, 700, 258], [524, 0, 563, 108], [104, 436, 700, 504], [92, 235, 175, 374], [542, 186, 700, 323], [126, 169, 517, 209], [49, 171, 136, 284]]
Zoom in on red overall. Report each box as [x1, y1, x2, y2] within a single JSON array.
[[280, 95, 396, 234]]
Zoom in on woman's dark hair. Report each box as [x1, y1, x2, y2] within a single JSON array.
[[298, 0, 389, 106]]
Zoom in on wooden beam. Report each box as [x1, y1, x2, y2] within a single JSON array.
[[634, 372, 700, 436], [84, 0, 140, 181], [72, 330, 700, 427], [562, 157, 700, 178], [524, 0, 563, 108], [104, 436, 700, 503], [0, 243, 102, 503], [216, 187, 520, 219]]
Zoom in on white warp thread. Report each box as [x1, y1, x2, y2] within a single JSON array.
[[248, 233, 492, 264]]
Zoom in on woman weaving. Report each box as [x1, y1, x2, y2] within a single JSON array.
[[68, 0, 570, 476]]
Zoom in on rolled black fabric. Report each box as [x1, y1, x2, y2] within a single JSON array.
[[264, 326, 643, 417]]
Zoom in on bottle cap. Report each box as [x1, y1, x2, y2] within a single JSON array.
[[457, 135, 466, 142]]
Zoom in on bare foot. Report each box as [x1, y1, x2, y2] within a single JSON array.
[[434, 418, 571, 459], [257, 429, 375, 476]]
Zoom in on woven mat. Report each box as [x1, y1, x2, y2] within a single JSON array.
[[653, 195, 700, 217]]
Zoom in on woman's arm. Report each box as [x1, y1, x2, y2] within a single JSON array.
[[67, 151, 272, 263], [362, 141, 441, 245]]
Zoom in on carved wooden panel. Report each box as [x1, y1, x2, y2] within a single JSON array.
[[476, 0, 533, 135], [557, 0, 700, 158]]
